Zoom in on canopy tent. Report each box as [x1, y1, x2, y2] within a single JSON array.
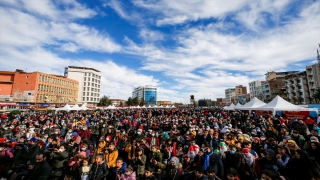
[[235, 97, 266, 110], [171, 105, 176, 108], [105, 105, 117, 109], [224, 103, 235, 110], [142, 105, 146, 108], [55, 104, 72, 112], [70, 104, 81, 111], [79, 104, 89, 110], [235, 103, 243, 109], [254, 95, 318, 113], [165, 105, 170, 108], [147, 105, 152, 108], [153, 105, 158, 108]]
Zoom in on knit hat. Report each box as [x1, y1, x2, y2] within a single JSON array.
[[242, 148, 250, 153], [219, 142, 226, 147], [72, 132, 78, 136], [254, 137, 260, 142], [213, 149, 220, 153]]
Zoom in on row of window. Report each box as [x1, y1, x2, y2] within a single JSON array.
[[84, 72, 101, 79], [82, 87, 100, 92], [39, 75, 77, 88], [83, 82, 100, 88], [82, 92, 100, 97], [36, 94, 76, 102], [38, 84, 77, 95], [82, 97, 99, 102], [83, 77, 101, 84]]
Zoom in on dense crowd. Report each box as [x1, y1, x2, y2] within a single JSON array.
[[1, 107, 320, 180]]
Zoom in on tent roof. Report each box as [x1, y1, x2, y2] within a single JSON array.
[[224, 103, 235, 110], [235, 103, 242, 108], [254, 95, 317, 112], [236, 97, 266, 110]]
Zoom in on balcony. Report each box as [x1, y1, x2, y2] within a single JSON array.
[[289, 84, 293, 87]]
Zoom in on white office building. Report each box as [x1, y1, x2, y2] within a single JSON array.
[[249, 81, 265, 99], [64, 66, 101, 106], [225, 88, 235, 105], [132, 85, 157, 105]]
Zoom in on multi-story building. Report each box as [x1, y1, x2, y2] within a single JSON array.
[[249, 81, 265, 99], [306, 63, 320, 103], [284, 71, 310, 104], [132, 85, 157, 105], [0, 69, 78, 105], [225, 88, 235, 105], [261, 82, 271, 102], [265, 71, 298, 81], [235, 85, 247, 97], [64, 66, 101, 106]]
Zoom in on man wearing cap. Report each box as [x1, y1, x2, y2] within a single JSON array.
[[21, 137, 40, 162]]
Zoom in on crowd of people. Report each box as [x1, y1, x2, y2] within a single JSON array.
[[1, 107, 320, 180]]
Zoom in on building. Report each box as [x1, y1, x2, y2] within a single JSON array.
[[157, 100, 171, 106], [306, 63, 320, 103], [284, 71, 310, 104], [225, 88, 235, 105], [235, 85, 247, 97], [265, 71, 299, 81], [249, 81, 265, 99], [132, 85, 157, 105], [64, 66, 101, 106], [109, 99, 126, 106], [0, 69, 78, 105], [216, 98, 226, 106], [198, 99, 212, 106]]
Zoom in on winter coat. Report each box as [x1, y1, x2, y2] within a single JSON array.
[[90, 161, 109, 180], [110, 162, 128, 179], [105, 149, 118, 168], [50, 150, 68, 169], [21, 144, 40, 162], [132, 154, 147, 175], [28, 161, 52, 180]]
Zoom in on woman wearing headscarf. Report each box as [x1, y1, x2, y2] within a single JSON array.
[[285, 140, 300, 157]]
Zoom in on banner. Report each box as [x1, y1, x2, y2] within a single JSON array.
[[282, 111, 310, 120]]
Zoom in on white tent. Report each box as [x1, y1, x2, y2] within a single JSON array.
[[147, 105, 152, 108], [236, 97, 266, 110], [71, 104, 81, 111], [224, 103, 235, 110], [56, 104, 72, 112], [136, 105, 141, 108], [165, 105, 170, 108], [235, 102, 242, 108], [153, 105, 158, 108], [254, 95, 318, 113], [108, 105, 117, 109], [142, 105, 146, 108], [79, 104, 89, 110], [171, 105, 176, 108]]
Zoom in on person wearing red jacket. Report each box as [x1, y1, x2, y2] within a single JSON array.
[[78, 126, 91, 140], [146, 131, 160, 151]]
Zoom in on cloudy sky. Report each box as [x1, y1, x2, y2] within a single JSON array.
[[0, 0, 319, 103]]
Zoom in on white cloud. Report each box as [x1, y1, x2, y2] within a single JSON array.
[[0, 7, 121, 53]]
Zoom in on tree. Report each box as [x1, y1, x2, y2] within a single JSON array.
[[132, 97, 139, 106], [120, 101, 123, 107], [98, 95, 111, 106], [139, 98, 145, 106], [312, 88, 320, 104], [126, 97, 133, 106]]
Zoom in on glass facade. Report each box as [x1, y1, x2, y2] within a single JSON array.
[[145, 90, 157, 105]]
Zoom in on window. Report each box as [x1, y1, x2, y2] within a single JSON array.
[[87, 92, 89, 96], [83, 92, 85, 96], [84, 77, 86, 81], [26, 76, 28, 78], [87, 97, 89, 101], [84, 82, 86, 86], [92, 83, 94, 86], [90, 97, 93, 101], [87, 87, 90, 91], [83, 97, 85, 101], [92, 78, 94, 81], [88, 73, 91, 76], [83, 87, 85, 91], [91, 93, 93, 96], [85, 73, 87, 76]]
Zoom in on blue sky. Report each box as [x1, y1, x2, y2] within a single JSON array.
[[0, 0, 319, 103]]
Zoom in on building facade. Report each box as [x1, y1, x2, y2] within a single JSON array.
[[0, 69, 78, 105], [306, 64, 320, 103], [157, 101, 171, 106], [284, 71, 310, 104], [65, 66, 101, 106], [249, 81, 265, 99], [198, 99, 212, 107], [225, 88, 235, 105], [132, 85, 157, 105], [235, 85, 247, 97], [109, 99, 126, 106]]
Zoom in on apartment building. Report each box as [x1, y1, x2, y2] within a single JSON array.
[[284, 71, 310, 104], [65, 66, 101, 106], [306, 64, 320, 103]]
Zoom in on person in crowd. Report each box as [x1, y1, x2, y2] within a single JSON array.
[[50, 144, 69, 179], [110, 157, 128, 179], [184, 166, 209, 180], [28, 152, 52, 180], [133, 148, 147, 180], [203, 143, 224, 178], [90, 154, 109, 180], [226, 168, 240, 180], [105, 142, 119, 168], [77, 158, 91, 180], [164, 156, 184, 180], [143, 166, 157, 180], [116, 165, 136, 180]]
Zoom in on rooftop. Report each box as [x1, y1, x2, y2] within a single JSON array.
[[67, 66, 100, 72]]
